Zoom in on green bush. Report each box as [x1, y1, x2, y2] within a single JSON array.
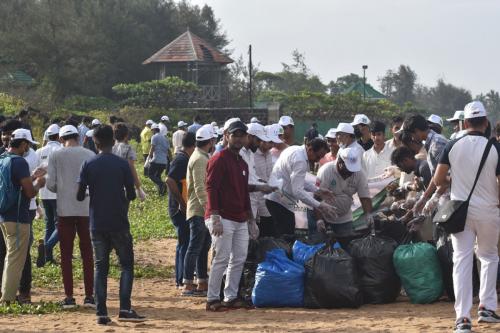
[[0, 92, 25, 115], [62, 95, 118, 111]]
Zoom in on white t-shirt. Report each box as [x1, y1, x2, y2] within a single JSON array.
[[159, 123, 168, 137], [316, 161, 370, 224], [24, 148, 40, 210], [172, 129, 185, 154], [439, 132, 500, 221], [36, 141, 62, 200], [240, 147, 259, 218], [362, 143, 394, 179]]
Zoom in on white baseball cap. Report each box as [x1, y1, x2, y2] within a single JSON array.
[[178, 120, 188, 127], [247, 123, 270, 142], [46, 124, 61, 136], [427, 114, 443, 127], [196, 125, 215, 141], [278, 115, 294, 127], [217, 127, 224, 136], [464, 101, 487, 119], [333, 123, 355, 135], [161, 115, 170, 122], [59, 125, 79, 138], [351, 114, 371, 126], [338, 147, 361, 172], [11, 128, 39, 145], [223, 117, 240, 131], [145, 119, 154, 125], [210, 121, 217, 127], [202, 124, 218, 138], [151, 123, 159, 130], [265, 124, 283, 144], [325, 128, 337, 139], [250, 117, 260, 123], [447, 110, 465, 122], [91, 119, 101, 126]]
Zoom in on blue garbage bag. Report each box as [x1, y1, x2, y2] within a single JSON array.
[[252, 249, 305, 307], [292, 240, 325, 266]]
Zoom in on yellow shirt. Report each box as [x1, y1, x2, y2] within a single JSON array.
[[140, 127, 153, 155]]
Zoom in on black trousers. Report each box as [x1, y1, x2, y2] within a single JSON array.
[[265, 200, 295, 237]]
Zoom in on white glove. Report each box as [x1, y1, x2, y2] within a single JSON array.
[[248, 219, 259, 240], [316, 188, 335, 203], [317, 202, 338, 222], [316, 219, 326, 233], [423, 193, 440, 216], [210, 215, 223, 237], [412, 195, 427, 216], [136, 188, 147, 202], [382, 166, 399, 179]]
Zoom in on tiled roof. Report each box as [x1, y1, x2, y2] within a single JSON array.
[[143, 30, 233, 65]]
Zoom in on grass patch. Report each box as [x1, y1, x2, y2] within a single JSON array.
[[0, 301, 73, 315]]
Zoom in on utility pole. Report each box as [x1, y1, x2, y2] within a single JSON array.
[[362, 65, 368, 100], [248, 44, 253, 110]]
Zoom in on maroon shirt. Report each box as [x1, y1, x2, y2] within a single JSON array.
[[205, 148, 251, 222]]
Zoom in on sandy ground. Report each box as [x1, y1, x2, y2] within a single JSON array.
[[0, 239, 498, 333]]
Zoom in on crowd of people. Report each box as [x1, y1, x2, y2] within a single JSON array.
[[0, 102, 499, 332]]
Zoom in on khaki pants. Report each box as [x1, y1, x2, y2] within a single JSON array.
[[0, 222, 30, 302]]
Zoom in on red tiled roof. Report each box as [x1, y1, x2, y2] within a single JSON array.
[[143, 30, 233, 65]]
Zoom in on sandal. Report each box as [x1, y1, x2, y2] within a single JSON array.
[[222, 298, 254, 310], [206, 300, 229, 312]]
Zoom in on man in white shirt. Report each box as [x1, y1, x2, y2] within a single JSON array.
[[159, 116, 169, 137], [316, 147, 373, 236], [434, 101, 500, 333], [278, 115, 295, 146], [385, 116, 404, 151], [172, 121, 187, 154], [35, 124, 62, 267], [334, 123, 364, 160], [447, 110, 467, 140], [362, 121, 394, 179], [266, 138, 336, 237]]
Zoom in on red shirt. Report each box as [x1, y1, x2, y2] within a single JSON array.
[[205, 148, 251, 222]]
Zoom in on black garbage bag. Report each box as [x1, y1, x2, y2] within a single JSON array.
[[349, 234, 401, 304], [249, 237, 292, 263], [374, 215, 409, 245], [238, 262, 258, 302], [304, 246, 363, 308], [436, 234, 480, 301]]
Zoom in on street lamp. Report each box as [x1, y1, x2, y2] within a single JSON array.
[[362, 65, 368, 100]]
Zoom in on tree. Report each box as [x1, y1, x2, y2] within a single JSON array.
[[415, 79, 472, 116], [378, 65, 417, 105], [327, 73, 363, 95]]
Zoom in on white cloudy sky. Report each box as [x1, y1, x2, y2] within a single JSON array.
[[188, 0, 500, 95]]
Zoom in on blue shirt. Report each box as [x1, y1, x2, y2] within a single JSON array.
[[78, 153, 135, 232], [187, 123, 202, 134], [0, 155, 31, 223], [167, 151, 189, 216], [150, 133, 169, 165]]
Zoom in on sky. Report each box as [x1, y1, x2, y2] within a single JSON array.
[[188, 0, 500, 96]]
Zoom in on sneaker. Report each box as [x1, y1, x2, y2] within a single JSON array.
[[83, 296, 96, 309], [118, 309, 146, 322], [478, 307, 500, 323], [16, 293, 32, 305], [97, 316, 111, 325], [454, 317, 472, 333], [36, 240, 46, 268], [60, 297, 77, 309]]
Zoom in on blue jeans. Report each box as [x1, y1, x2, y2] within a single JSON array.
[[170, 211, 189, 286], [42, 199, 59, 261], [183, 216, 211, 284], [91, 230, 134, 317]]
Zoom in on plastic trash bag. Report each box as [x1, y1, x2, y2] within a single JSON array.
[[393, 242, 443, 304], [304, 246, 363, 308], [248, 237, 292, 263], [292, 240, 325, 266], [252, 249, 305, 307], [239, 262, 258, 302], [349, 234, 400, 304]]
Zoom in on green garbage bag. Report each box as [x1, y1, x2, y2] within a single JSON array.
[[393, 242, 443, 304]]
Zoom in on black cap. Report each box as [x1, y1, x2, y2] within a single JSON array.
[[227, 120, 248, 134]]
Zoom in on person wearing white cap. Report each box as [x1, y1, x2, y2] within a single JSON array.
[[250, 117, 260, 124], [172, 121, 188, 154], [266, 138, 336, 237], [83, 119, 101, 154], [241, 123, 276, 239], [319, 128, 339, 167], [78, 116, 92, 146], [182, 125, 214, 296], [35, 124, 62, 267], [278, 115, 295, 146], [351, 114, 373, 151], [267, 123, 287, 164], [159, 116, 169, 137], [46, 124, 96, 308], [214, 117, 240, 153], [385, 116, 404, 151], [140, 120, 154, 162], [0, 128, 46, 304], [427, 114, 444, 134], [316, 147, 373, 236], [447, 110, 466, 140], [334, 122, 364, 161], [148, 122, 170, 196], [433, 101, 500, 333]]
